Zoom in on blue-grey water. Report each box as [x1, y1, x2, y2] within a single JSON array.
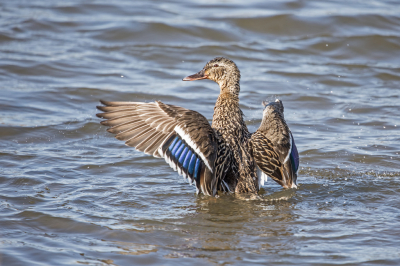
[[1, 0, 400, 265]]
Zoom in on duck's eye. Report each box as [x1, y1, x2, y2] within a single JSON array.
[[214, 64, 219, 67]]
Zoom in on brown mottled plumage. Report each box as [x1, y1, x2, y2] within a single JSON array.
[[96, 57, 299, 196]]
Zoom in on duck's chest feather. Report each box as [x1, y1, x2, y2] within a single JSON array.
[[211, 94, 258, 193], [211, 94, 250, 144]]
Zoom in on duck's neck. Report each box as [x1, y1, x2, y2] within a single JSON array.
[[215, 91, 239, 109], [214, 79, 241, 117], [218, 76, 240, 98], [212, 81, 249, 139]]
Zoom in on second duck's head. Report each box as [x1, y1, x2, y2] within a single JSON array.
[[183, 57, 241, 95]]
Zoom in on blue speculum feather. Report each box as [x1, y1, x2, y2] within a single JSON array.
[[290, 134, 300, 172], [188, 154, 197, 175], [171, 139, 182, 156], [168, 136, 179, 151], [183, 150, 192, 169], [175, 143, 185, 158], [179, 147, 188, 164], [194, 159, 201, 179], [166, 135, 203, 179]]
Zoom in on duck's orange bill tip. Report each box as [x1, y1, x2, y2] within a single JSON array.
[[182, 70, 207, 81]]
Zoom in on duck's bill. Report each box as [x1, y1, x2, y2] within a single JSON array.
[[182, 69, 207, 81]]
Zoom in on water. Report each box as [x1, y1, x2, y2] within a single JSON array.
[[1, 0, 400, 265]]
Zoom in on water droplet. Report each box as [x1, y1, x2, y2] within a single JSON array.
[[326, 44, 328, 46], [121, 75, 124, 77]]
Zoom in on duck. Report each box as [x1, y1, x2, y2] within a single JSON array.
[[96, 57, 299, 196]]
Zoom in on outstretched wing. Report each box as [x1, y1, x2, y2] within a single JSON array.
[[96, 100, 219, 196], [250, 100, 299, 189]]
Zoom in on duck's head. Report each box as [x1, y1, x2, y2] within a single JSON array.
[[183, 57, 241, 94]]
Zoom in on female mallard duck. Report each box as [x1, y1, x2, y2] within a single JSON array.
[[96, 57, 299, 196]]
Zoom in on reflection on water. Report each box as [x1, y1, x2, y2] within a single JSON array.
[[125, 194, 298, 262], [1, 0, 400, 265]]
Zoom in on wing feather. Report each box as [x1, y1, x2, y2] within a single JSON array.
[[136, 131, 164, 152], [115, 124, 149, 141], [143, 133, 167, 156], [97, 100, 219, 196], [100, 116, 140, 127], [107, 119, 143, 134], [125, 128, 156, 147]]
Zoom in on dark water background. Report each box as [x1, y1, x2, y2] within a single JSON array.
[[1, 0, 400, 265]]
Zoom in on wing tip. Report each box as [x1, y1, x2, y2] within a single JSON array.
[[99, 100, 147, 107], [96, 112, 105, 118], [96, 105, 107, 112], [106, 127, 116, 133], [99, 99, 111, 106], [100, 120, 109, 126]]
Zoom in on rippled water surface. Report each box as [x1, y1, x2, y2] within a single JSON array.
[[1, 0, 400, 265]]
